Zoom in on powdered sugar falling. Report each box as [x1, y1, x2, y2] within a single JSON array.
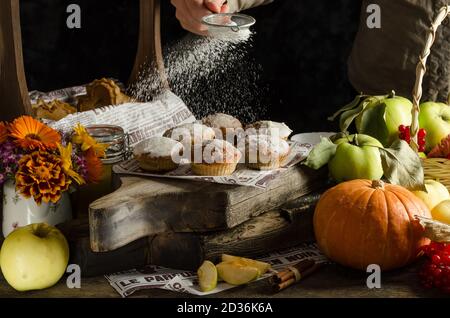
[[129, 30, 267, 124]]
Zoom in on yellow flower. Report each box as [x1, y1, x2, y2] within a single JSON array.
[[57, 143, 85, 185], [72, 124, 108, 157]]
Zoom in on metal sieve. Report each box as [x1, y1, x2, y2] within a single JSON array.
[[202, 13, 256, 33]]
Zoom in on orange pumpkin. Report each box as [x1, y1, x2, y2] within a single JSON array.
[[314, 179, 431, 271]]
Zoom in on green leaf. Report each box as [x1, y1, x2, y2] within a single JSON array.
[[328, 94, 365, 123], [303, 137, 337, 170], [357, 101, 390, 146], [378, 140, 426, 191], [328, 95, 385, 134]]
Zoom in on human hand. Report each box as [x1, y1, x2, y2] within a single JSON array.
[[171, 0, 229, 36]]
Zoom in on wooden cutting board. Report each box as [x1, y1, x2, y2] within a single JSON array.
[[61, 193, 321, 276], [89, 166, 327, 252]]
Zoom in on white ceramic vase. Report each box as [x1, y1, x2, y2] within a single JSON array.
[[2, 180, 72, 237]]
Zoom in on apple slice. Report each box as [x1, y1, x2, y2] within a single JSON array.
[[197, 260, 218, 292], [221, 254, 271, 275], [216, 261, 259, 285]]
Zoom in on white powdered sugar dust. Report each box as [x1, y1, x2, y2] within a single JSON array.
[[129, 29, 267, 123]]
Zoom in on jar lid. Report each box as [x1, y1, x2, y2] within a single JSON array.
[[86, 125, 127, 164]]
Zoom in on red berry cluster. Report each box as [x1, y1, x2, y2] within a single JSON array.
[[419, 242, 450, 293], [398, 125, 426, 152]]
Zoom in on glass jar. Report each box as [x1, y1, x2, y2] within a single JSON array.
[[74, 125, 128, 218]]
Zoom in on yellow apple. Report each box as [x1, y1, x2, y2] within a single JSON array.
[[221, 254, 271, 275], [0, 223, 69, 291], [431, 200, 450, 225], [216, 261, 259, 285], [413, 180, 450, 210], [197, 260, 217, 292]]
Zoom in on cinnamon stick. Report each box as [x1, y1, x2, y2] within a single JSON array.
[[270, 259, 315, 284], [270, 261, 323, 293]]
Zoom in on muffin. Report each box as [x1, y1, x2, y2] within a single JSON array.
[[191, 139, 242, 176], [133, 137, 184, 173], [202, 113, 243, 141], [163, 123, 215, 145], [243, 134, 290, 170], [245, 121, 293, 140]]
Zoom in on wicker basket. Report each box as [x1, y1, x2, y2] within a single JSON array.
[[410, 6, 450, 190]]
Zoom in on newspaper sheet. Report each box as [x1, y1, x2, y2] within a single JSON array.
[[105, 243, 328, 297], [113, 141, 313, 189], [45, 90, 196, 147]]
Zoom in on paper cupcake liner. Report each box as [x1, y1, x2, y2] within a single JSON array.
[[137, 156, 179, 173], [246, 160, 281, 171], [245, 154, 288, 171], [191, 162, 238, 176]]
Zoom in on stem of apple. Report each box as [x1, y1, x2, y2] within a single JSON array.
[[354, 134, 359, 146], [388, 90, 396, 99]]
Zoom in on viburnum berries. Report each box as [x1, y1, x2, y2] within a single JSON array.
[[398, 125, 426, 152], [419, 242, 450, 293]]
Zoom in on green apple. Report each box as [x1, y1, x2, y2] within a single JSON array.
[[419, 102, 450, 152], [0, 223, 69, 291], [413, 179, 450, 211], [328, 134, 383, 182], [356, 93, 412, 147]]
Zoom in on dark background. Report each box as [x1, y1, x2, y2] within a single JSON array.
[[20, 0, 362, 132]]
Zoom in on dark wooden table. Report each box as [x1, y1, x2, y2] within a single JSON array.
[[0, 261, 446, 298]]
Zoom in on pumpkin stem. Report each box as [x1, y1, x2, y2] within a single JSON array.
[[372, 180, 385, 189]]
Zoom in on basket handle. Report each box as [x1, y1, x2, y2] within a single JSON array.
[[410, 5, 450, 152]]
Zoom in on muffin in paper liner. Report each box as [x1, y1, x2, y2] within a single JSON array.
[[245, 121, 293, 140], [191, 162, 239, 176], [191, 139, 242, 176], [202, 113, 243, 143], [133, 137, 184, 173], [135, 156, 180, 173], [243, 135, 291, 171], [163, 123, 215, 145]]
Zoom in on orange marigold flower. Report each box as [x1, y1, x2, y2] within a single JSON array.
[[57, 143, 85, 185], [72, 124, 108, 157], [15, 151, 71, 205], [9, 116, 61, 150], [84, 148, 103, 184], [0, 122, 9, 143]]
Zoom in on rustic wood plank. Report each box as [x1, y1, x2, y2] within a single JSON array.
[[89, 166, 326, 252], [128, 0, 168, 92], [149, 203, 317, 270], [0, 0, 32, 120], [64, 193, 320, 276]]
